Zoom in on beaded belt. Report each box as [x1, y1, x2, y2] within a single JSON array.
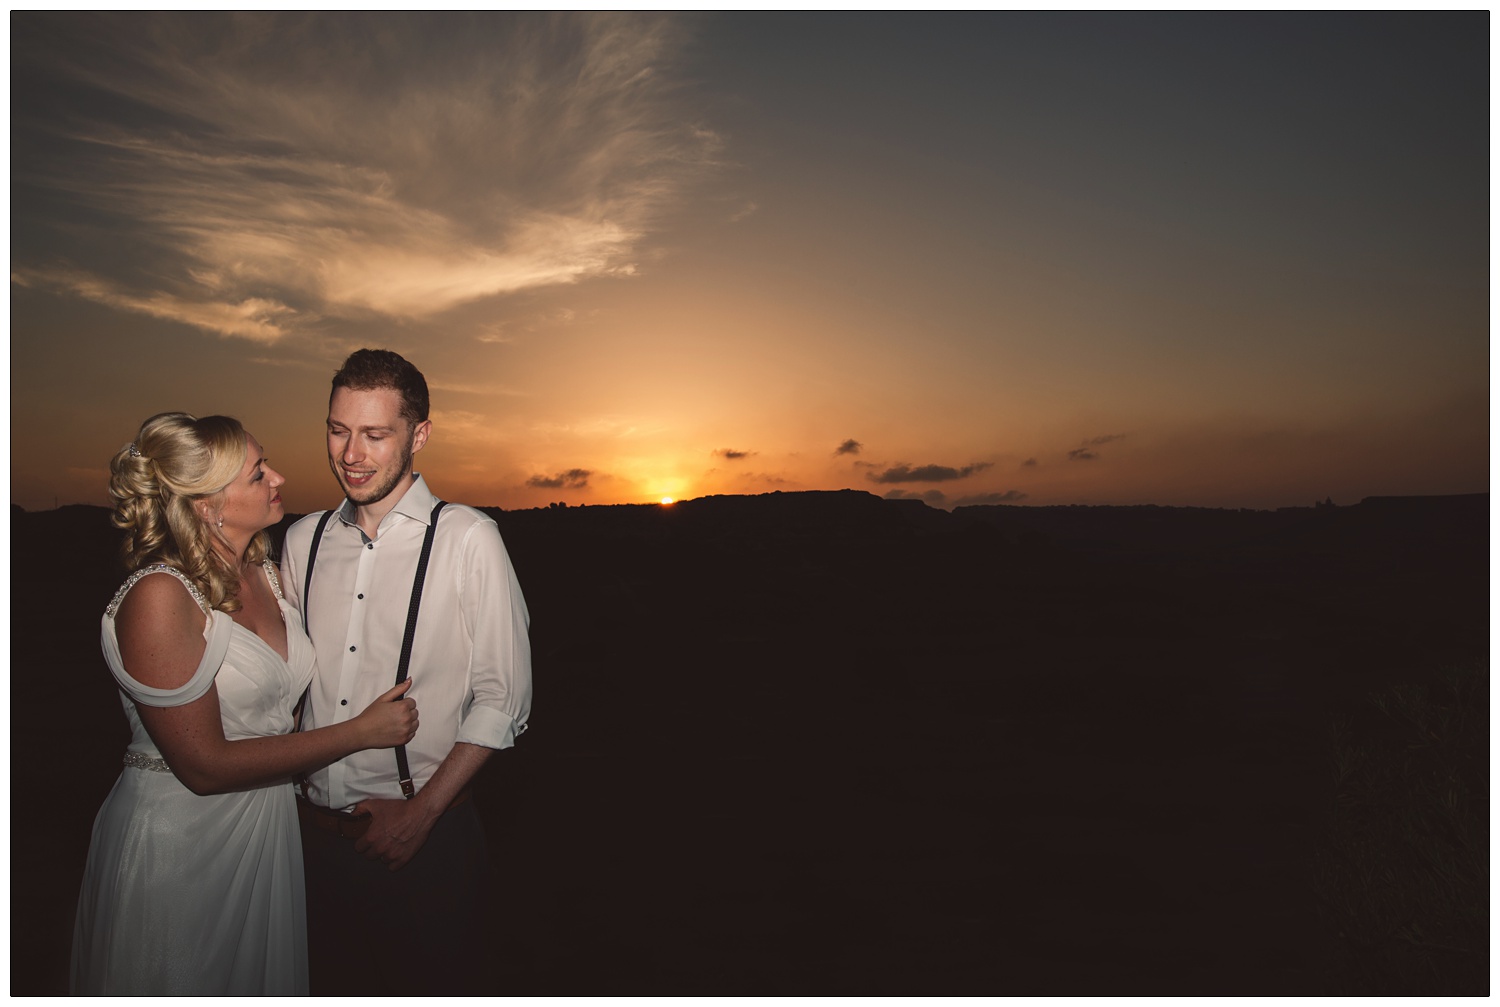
[[123, 751, 171, 773]]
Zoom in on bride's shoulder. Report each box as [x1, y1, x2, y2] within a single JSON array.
[[109, 566, 215, 692], [106, 564, 211, 620]]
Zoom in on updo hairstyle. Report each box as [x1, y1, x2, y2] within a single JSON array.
[[108, 412, 269, 613]]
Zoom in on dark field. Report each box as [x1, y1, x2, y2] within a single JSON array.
[[11, 491, 1488, 994]]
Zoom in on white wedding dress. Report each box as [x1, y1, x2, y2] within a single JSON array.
[[71, 562, 314, 995]]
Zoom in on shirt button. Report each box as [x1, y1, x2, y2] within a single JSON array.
[[349, 645, 357, 652], [340, 699, 348, 706], [357, 593, 364, 600], [366, 543, 374, 550]]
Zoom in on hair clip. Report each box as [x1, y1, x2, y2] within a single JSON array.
[[128, 443, 142, 458]]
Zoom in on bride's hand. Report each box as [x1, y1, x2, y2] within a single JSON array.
[[353, 680, 419, 749]]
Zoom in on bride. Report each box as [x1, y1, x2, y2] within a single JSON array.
[[71, 412, 419, 995]]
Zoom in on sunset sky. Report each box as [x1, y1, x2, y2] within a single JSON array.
[[10, 13, 1489, 513]]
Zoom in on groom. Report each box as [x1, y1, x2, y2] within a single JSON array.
[[282, 348, 532, 995]]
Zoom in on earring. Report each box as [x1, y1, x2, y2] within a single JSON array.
[[217, 516, 224, 531]]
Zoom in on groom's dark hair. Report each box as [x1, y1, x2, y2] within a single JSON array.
[[331, 349, 430, 427]]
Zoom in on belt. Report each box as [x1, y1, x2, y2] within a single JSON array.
[[297, 796, 371, 839], [296, 789, 471, 840]]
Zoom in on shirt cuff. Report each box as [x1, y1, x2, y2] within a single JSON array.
[[456, 705, 527, 750]]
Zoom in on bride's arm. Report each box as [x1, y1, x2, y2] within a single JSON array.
[[117, 574, 417, 796]]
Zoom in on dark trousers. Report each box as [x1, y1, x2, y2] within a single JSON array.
[[300, 800, 493, 996]]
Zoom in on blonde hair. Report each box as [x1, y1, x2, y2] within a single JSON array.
[[108, 412, 269, 613]]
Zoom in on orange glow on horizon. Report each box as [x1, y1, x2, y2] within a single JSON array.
[[6, 17, 1487, 517]]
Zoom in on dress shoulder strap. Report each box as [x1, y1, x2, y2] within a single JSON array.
[[105, 564, 213, 620], [263, 557, 285, 601]]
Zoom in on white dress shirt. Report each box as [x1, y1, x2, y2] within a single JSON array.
[[280, 475, 531, 810]]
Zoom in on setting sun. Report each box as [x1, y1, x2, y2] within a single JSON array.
[[660, 497, 674, 505], [6, 14, 1485, 519]]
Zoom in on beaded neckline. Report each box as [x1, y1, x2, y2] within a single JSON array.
[[264, 559, 285, 601], [104, 559, 283, 619], [105, 564, 211, 619]]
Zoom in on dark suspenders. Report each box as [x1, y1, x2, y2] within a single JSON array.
[[301, 510, 336, 628], [301, 499, 447, 800], [291, 509, 335, 745], [393, 500, 446, 797]]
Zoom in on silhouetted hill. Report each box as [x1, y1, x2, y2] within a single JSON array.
[[475, 488, 937, 542], [954, 492, 1487, 556], [12, 491, 1488, 993]]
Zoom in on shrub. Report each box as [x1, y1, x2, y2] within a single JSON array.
[[1313, 664, 1488, 994]]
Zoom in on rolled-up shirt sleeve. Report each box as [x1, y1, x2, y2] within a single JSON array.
[[456, 517, 532, 749]]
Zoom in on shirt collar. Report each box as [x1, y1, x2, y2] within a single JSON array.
[[334, 473, 437, 531]]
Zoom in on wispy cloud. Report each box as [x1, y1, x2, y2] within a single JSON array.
[[476, 308, 578, 345], [13, 266, 297, 343], [12, 13, 721, 341], [1068, 433, 1127, 462], [527, 467, 592, 489], [834, 438, 862, 456], [868, 462, 992, 484], [525, 414, 663, 439], [716, 448, 753, 460]]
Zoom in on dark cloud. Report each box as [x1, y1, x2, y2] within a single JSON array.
[[834, 438, 862, 456], [1021, 457, 1037, 468], [716, 448, 753, 461], [884, 488, 948, 505], [527, 468, 592, 489], [1068, 432, 1128, 465], [1069, 433, 1126, 461], [868, 462, 992, 484], [954, 490, 1028, 506]]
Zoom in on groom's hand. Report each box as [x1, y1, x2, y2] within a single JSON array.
[[352, 797, 438, 871]]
